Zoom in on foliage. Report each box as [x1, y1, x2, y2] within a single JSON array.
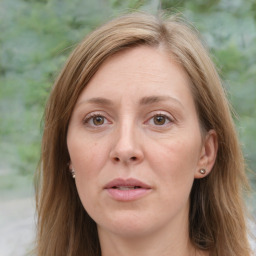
[[0, 0, 255, 190]]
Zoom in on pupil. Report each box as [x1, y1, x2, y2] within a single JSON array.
[[93, 116, 104, 125], [154, 116, 165, 125]]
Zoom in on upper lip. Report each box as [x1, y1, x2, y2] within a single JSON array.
[[104, 178, 151, 189]]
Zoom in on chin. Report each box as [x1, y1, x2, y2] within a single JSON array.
[[96, 209, 161, 238]]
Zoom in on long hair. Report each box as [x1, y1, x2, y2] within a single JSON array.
[[35, 12, 252, 256]]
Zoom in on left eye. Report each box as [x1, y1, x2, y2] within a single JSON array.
[[148, 114, 172, 126]]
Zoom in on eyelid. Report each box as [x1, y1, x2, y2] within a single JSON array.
[[83, 111, 112, 127], [144, 111, 174, 125]]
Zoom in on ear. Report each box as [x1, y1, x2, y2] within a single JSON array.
[[194, 129, 218, 179], [68, 161, 73, 171]]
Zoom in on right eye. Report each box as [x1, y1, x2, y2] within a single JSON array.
[[91, 115, 105, 126], [83, 114, 110, 127]]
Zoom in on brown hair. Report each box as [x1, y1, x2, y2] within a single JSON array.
[[35, 12, 252, 256]]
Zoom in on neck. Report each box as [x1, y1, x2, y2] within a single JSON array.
[[99, 232, 195, 256]]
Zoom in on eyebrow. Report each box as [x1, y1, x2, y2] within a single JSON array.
[[139, 96, 183, 108], [77, 97, 113, 107], [77, 95, 183, 108]]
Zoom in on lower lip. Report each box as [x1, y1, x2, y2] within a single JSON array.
[[106, 188, 151, 201]]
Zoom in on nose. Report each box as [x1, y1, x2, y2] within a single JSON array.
[[109, 122, 144, 165]]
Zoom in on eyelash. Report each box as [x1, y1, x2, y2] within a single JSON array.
[[83, 112, 174, 128], [146, 113, 173, 127], [83, 113, 110, 127]]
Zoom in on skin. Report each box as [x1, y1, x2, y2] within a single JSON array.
[[67, 46, 217, 256]]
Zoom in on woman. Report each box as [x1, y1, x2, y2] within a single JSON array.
[[35, 12, 253, 256]]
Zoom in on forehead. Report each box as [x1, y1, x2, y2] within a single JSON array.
[[76, 45, 194, 107]]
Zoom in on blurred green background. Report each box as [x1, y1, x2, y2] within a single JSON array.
[[0, 0, 255, 209]]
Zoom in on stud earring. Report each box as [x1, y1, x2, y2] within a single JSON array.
[[71, 169, 75, 179], [199, 169, 206, 174]]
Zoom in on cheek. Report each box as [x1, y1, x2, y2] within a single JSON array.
[[68, 133, 108, 173], [150, 137, 200, 171], [69, 141, 108, 216], [147, 134, 201, 191], [67, 135, 107, 200]]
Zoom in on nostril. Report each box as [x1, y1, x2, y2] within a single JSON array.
[[111, 154, 140, 163], [114, 157, 120, 162]]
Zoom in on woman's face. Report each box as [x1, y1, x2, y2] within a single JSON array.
[[67, 46, 210, 239]]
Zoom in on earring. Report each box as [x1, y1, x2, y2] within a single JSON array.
[[199, 169, 206, 174], [71, 169, 75, 179]]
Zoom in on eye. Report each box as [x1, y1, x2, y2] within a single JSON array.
[[83, 113, 109, 127], [92, 115, 105, 126], [147, 114, 172, 126], [153, 115, 167, 125]]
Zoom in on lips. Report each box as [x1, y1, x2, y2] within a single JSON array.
[[105, 178, 151, 189], [104, 178, 151, 201]]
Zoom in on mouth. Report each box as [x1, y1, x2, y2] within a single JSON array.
[[105, 178, 151, 190], [112, 186, 142, 190], [104, 178, 151, 201]]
